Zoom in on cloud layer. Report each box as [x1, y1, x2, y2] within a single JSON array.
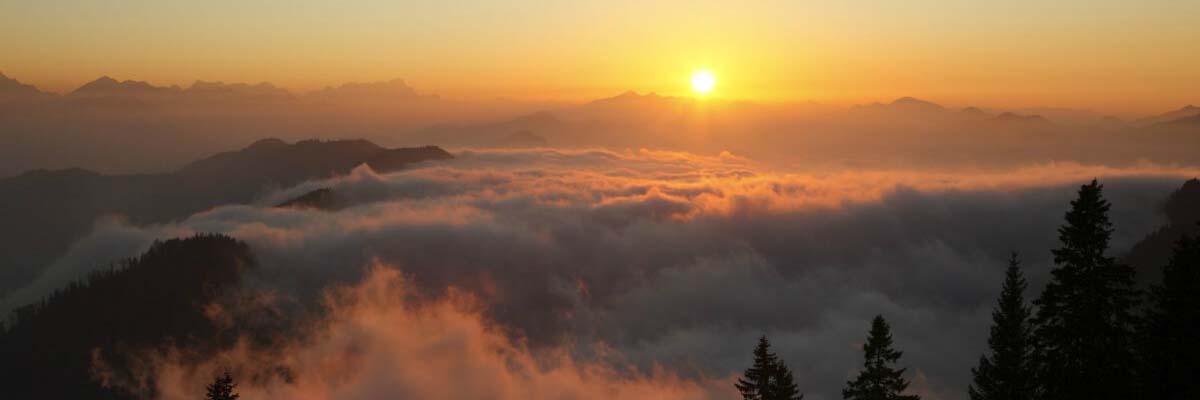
[[99, 265, 726, 400], [12, 148, 1198, 400]]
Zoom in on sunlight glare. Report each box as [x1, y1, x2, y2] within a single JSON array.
[[691, 70, 716, 95]]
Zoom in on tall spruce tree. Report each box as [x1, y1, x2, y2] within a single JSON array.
[[843, 315, 919, 400], [204, 370, 240, 400], [736, 336, 804, 400], [968, 253, 1034, 400], [772, 361, 804, 400], [1138, 234, 1200, 399], [1032, 179, 1139, 400]]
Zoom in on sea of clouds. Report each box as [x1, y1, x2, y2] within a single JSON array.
[[9, 148, 1199, 400]]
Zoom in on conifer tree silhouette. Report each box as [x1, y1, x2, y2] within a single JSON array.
[[204, 370, 239, 400], [736, 336, 804, 400], [843, 315, 919, 400], [968, 253, 1034, 400], [1032, 179, 1139, 400]]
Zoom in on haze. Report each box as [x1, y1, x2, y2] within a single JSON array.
[[2, 3, 1199, 400], [3, 1, 1199, 112]]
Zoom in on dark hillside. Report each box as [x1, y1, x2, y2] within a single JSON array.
[[0, 139, 452, 296], [0, 234, 254, 399]]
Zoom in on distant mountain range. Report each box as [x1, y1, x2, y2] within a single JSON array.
[[1138, 105, 1200, 126], [1, 71, 1199, 174], [4, 71, 1195, 125], [1149, 108, 1200, 128], [2, 73, 434, 104], [70, 75, 182, 96], [0, 72, 42, 96], [0, 139, 452, 297], [855, 96, 947, 114]]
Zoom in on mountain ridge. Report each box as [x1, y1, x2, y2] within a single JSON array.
[[0, 139, 453, 297], [3, 71, 1196, 121]]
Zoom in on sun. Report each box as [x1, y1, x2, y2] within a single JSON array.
[[691, 70, 716, 95]]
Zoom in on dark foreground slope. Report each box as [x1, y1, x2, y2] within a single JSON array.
[[0, 234, 255, 399], [1124, 178, 1200, 286], [0, 139, 452, 295]]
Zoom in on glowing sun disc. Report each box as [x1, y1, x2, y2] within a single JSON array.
[[691, 70, 716, 94]]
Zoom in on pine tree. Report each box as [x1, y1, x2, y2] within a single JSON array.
[[205, 370, 240, 400], [968, 253, 1034, 400], [843, 315, 919, 400], [772, 361, 804, 400], [736, 336, 804, 400], [1138, 234, 1200, 399], [1031, 179, 1139, 400]]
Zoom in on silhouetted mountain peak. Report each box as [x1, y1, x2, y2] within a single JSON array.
[[891, 96, 944, 110], [1154, 113, 1200, 128], [184, 80, 292, 99], [585, 91, 686, 112], [595, 90, 671, 103], [246, 138, 289, 151], [178, 139, 451, 184], [71, 76, 180, 96], [1138, 104, 1200, 126], [308, 78, 434, 101], [293, 138, 384, 151], [3, 168, 100, 185], [0, 72, 44, 95], [960, 106, 990, 118], [854, 97, 945, 114], [615, 90, 641, 98]]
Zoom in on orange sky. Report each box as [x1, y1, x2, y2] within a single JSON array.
[[2, 1, 1198, 114]]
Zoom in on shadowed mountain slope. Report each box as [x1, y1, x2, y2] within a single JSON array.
[[0, 72, 43, 96], [1124, 178, 1200, 286], [275, 187, 342, 210], [0, 139, 452, 296], [0, 234, 255, 400]]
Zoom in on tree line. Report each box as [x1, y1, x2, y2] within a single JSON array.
[[737, 180, 1200, 400], [0, 234, 255, 399]]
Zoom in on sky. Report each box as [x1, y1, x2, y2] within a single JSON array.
[[3, 3, 1199, 399], [2, 0, 1198, 113]]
